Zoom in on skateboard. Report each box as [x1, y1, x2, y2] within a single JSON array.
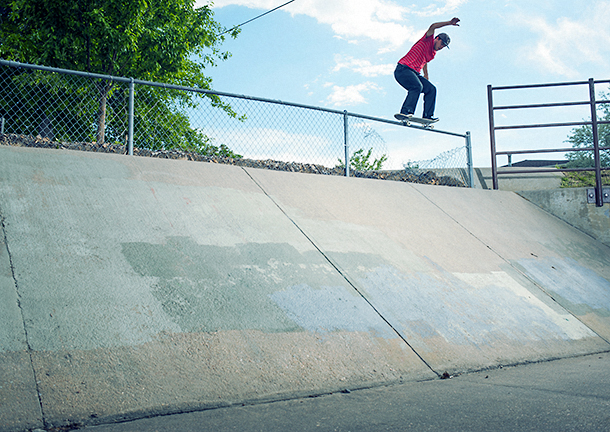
[[394, 113, 438, 129]]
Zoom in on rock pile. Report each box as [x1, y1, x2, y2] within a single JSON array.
[[0, 133, 465, 187]]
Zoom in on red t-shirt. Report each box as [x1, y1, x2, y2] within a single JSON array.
[[398, 33, 436, 73]]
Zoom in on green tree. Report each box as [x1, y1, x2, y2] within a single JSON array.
[[337, 148, 388, 171], [564, 88, 610, 168], [560, 88, 610, 187], [0, 0, 240, 150]]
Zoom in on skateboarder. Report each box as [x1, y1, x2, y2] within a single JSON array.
[[394, 18, 460, 122]]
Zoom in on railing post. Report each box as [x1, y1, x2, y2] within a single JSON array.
[[465, 131, 474, 188], [344, 110, 349, 177], [589, 78, 603, 207], [487, 85, 498, 190], [128, 77, 135, 156]]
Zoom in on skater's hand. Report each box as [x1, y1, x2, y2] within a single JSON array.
[[427, 17, 460, 36]]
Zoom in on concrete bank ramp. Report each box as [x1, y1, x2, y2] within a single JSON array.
[[1, 146, 609, 430]]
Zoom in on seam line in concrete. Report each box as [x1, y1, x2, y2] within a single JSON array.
[[240, 168, 441, 378], [463, 377, 610, 402], [0, 214, 48, 428], [411, 188, 610, 346]]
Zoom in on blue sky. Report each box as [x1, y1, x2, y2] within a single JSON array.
[[196, 0, 610, 167]]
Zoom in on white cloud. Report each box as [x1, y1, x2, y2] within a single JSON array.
[[325, 82, 383, 106], [332, 55, 395, 77], [409, 0, 468, 17], [516, 2, 610, 78], [333, 35, 360, 45], [204, 0, 465, 49]]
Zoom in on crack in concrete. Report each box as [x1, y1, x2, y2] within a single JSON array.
[[411, 187, 610, 347], [1, 214, 48, 429], [240, 167, 442, 378]]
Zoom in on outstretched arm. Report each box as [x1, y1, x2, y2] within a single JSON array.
[[425, 17, 460, 37]]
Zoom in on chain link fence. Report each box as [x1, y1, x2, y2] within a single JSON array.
[[405, 145, 473, 188], [0, 60, 472, 187]]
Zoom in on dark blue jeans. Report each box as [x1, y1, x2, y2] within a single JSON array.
[[394, 64, 437, 118]]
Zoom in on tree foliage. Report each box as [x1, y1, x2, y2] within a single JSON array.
[[337, 147, 388, 171], [564, 88, 610, 168], [560, 88, 610, 187], [0, 0, 241, 153]]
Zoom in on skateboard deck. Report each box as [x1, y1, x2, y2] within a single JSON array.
[[394, 113, 438, 129]]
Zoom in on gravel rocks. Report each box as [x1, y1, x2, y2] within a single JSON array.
[[0, 133, 465, 187]]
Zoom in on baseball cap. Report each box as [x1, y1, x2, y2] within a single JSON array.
[[437, 33, 450, 49]]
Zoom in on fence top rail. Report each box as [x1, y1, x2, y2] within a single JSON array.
[[490, 78, 610, 91], [1, 59, 133, 83], [1, 58, 469, 139], [348, 112, 467, 138]]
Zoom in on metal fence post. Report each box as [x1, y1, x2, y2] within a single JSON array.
[[487, 84, 498, 190], [344, 110, 349, 177], [465, 131, 474, 188], [589, 78, 603, 207], [1, 116, 4, 134], [128, 78, 135, 156]]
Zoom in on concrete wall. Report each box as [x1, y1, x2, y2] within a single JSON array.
[[1, 146, 610, 431], [474, 167, 609, 248], [473, 167, 564, 191], [518, 188, 610, 248]]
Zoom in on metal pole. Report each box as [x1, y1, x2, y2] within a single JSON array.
[[487, 85, 499, 190], [1, 116, 4, 134], [589, 78, 602, 207], [344, 110, 349, 177], [128, 78, 134, 156], [465, 131, 474, 188]]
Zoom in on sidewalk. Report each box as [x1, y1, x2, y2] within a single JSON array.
[[84, 352, 610, 432]]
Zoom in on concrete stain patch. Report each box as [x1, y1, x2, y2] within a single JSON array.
[[121, 237, 389, 335], [119, 232, 609, 375], [517, 256, 610, 314], [355, 264, 595, 346], [515, 256, 610, 341], [304, 250, 608, 372], [269, 284, 396, 338]]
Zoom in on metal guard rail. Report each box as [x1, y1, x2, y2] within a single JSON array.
[[487, 78, 610, 207]]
